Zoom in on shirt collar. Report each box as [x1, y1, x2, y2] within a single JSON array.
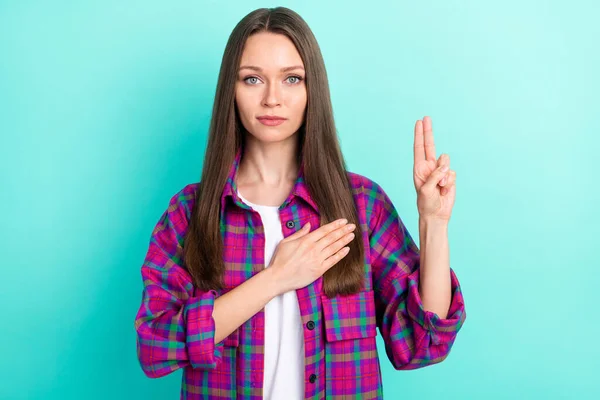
[[221, 147, 319, 214]]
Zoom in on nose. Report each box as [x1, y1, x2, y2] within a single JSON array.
[[262, 81, 282, 107]]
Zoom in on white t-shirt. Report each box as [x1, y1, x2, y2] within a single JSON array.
[[237, 190, 305, 400]]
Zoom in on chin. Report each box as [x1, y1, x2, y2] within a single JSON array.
[[249, 126, 298, 142], [254, 132, 294, 143]]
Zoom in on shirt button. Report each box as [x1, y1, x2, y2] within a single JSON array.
[[286, 220, 295, 229], [306, 320, 315, 330], [309, 374, 317, 383]]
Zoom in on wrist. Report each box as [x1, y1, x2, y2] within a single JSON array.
[[419, 216, 449, 229], [261, 265, 284, 298]]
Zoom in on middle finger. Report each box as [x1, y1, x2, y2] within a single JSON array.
[[315, 223, 355, 251]]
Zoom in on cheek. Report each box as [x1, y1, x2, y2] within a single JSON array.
[[235, 90, 253, 119], [289, 91, 307, 118]]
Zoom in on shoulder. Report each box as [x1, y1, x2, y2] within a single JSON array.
[[346, 170, 394, 207], [346, 171, 386, 198], [165, 182, 201, 222], [345, 171, 396, 232]]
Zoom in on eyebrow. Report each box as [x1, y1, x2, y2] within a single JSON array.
[[238, 65, 305, 73]]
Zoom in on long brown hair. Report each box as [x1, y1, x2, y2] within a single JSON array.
[[184, 7, 365, 298]]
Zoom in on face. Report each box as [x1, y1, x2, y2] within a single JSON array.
[[235, 31, 307, 143]]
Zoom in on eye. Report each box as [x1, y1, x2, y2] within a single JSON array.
[[243, 76, 261, 85], [286, 75, 303, 84]]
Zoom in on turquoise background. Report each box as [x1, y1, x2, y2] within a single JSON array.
[[1, 0, 598, 398]]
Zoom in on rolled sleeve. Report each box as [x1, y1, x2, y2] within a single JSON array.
[[406, 267, 466, 346], [134, 188, 224, 378], [183, 289, 225, 369]]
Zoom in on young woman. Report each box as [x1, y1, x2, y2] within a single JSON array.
[[134, 7, 466, 400]]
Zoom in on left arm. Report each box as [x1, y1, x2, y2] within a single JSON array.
[[370, 182, 466, 370], [374, 115, 466, 370], [418, 216, 451, 318]]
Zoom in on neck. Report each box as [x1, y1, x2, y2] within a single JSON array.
[[237, 135, 300, 187]]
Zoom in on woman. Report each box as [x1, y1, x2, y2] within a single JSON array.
[[134, 6, 466, 400]]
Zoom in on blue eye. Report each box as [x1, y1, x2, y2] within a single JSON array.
[[287, 76, 303, 84], [244, 76, 260, 85]]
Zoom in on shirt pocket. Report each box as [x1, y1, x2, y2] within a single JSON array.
[[320, 289, 378, 341]]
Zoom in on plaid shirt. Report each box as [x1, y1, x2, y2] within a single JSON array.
[[134, 148, 467, 399]]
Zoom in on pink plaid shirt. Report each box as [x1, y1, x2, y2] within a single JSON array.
[[134, 148, 467, 399]]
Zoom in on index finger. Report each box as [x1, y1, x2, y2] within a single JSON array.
[[414, 119, 425, 164], [305, 218, 348, 243]]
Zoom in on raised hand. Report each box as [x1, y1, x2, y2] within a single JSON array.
[[413, 116, 456, 222]]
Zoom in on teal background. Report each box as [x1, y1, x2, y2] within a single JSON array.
[[1, 0, 598, 399]]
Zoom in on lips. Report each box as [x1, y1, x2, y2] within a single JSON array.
[[256, 115, 287, 126], [257, 115, 286, 121]]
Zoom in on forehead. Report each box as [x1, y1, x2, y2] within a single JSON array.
[[239, 32, 304, 70]]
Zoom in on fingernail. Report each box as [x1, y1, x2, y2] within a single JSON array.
[[441, 166, 449, 172], [339, 218, 348, 225]]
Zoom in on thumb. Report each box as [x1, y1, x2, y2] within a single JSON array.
[[422, 164, 449, 193], [282, 222, 310, 241]]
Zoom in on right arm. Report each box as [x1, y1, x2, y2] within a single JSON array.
[[134, 193, 282, 378], [212, 267, 279, 344], [134, 193, 353, 378]]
